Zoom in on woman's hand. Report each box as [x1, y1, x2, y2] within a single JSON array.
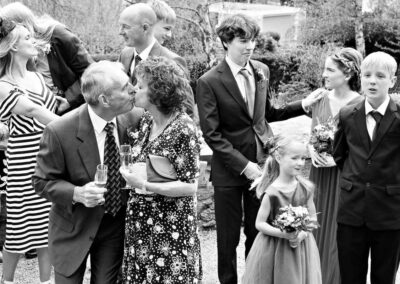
[[55, 96, 70, 114], [120, 165, 146, 189], [308, 144, 336, 168], [0, 122, 9, 141]]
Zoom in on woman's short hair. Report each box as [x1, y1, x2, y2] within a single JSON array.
[[216, 14, 260, 50], [330, 47, 363, 92], [135, 56, 189, 115]]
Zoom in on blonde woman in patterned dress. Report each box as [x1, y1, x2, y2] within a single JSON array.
[[0, 19, 58, 284], [120, 56, 202, 283]]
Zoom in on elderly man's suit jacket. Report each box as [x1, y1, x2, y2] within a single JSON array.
[[32, 104, 143, 276]]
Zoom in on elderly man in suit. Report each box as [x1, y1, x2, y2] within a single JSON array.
[[118, 2, 197, 121], [196, 14, 321, 284], [33, 61, 143, 283]]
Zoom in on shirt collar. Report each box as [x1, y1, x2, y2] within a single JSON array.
[[135, 38, 156, 61], [225, 56, 253, 77], [88, 105, 117, 135], [365, 96, 390, 116]]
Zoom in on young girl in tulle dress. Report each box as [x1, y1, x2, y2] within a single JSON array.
[[242, 134, 322, 284]]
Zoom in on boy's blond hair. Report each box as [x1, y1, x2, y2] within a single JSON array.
[[146, 0, 176, 24], [361, 51, 398, 77]]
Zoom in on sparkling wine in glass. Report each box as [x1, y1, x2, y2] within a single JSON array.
[[94, 164, 107, 205], [94, 164, 108, 187], [120, 144, 132, 169], [120, 144, 132, 189]]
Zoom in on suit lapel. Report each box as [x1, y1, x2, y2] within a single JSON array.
[[369, 99, 398, 157], [117, 115, 129, 145], [120, 47, 135, 76], [218, 59, 249, 116], [77, 105, 100, 180], [352, 101, 371, 152], [250, 60, 267, 123]]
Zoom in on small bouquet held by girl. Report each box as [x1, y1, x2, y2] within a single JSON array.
[[273, 204, 319, 248], [243, 134, 322, 284], [309, 117, 337, 167]]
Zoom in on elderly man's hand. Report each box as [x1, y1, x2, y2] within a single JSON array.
[[73, 182, 106, 207]]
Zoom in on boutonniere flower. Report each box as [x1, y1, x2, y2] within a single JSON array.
[[43, 43, 51, 54], [35, 42, 52, 55], [255, 68, 267, 83], [128, 130, 139, 140]]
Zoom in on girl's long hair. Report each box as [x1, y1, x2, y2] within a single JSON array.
[[253, 134, 311, 199]]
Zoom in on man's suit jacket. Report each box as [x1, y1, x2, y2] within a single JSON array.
[[333, 98, 400, 230], [196, 59, 305, 187], [119, 41, 197, 121], [32, 104, 143, 277], [28, 25, 94, 111]]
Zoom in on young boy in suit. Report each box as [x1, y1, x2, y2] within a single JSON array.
[[333, 51, 400, 284]]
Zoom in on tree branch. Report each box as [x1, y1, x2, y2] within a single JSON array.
[[171, 6, 201, 19]]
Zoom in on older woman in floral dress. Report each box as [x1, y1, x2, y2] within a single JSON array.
[[120, 56, 202, 283]]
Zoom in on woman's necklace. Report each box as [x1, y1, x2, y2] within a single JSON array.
[[148, 112, 177, 141]]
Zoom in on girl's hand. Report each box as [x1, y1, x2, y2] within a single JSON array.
[[284, 231, 298, 241], [289, 231, 309, 248]]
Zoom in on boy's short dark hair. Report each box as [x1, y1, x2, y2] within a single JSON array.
[[216, 14, 260, 50]]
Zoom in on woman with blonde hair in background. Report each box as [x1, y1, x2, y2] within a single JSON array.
[[1, 1, 93, 115], [0, 17, 58, 284]]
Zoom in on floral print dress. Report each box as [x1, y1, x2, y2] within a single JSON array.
[[123, 111, 202, 283]]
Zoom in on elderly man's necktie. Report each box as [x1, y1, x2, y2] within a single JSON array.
[[103, 122, 122, 216]]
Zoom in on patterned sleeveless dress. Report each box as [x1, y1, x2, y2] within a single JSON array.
[[0, 73, 57, 253]]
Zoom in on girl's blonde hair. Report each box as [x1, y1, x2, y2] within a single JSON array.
[[254, 134, 313, 199]]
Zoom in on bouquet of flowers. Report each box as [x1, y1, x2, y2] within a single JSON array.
[[272, 204, 318, 233], [309, 118, 336, 165]]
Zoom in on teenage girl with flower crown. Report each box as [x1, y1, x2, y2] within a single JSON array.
[[242, 134, 322, 284]]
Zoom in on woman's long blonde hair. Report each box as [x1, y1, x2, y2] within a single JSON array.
[[0, 25, 23, 78], [1, 2, 64, 53]]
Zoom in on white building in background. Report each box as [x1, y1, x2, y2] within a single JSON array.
[[209, 2, 305, 46]]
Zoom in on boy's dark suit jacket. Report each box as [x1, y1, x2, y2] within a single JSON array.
[[196, 59, 305, 186], [333, 98, 400, 230], [32, 104, 143, 277]]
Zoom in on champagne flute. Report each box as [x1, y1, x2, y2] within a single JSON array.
[[94, 164, 107, 205], [120, 144, 132, 189]]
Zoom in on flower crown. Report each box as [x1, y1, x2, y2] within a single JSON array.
[[264, 137, 278, 154], [0, 18, 16, 39], [332, 54, 360, 76]]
